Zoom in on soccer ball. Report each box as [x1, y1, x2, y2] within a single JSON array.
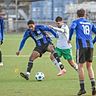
[[35, 72, 45, 81]]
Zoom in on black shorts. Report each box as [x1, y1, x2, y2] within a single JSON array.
[[76, 48, 93, 64], [33, 42, 53, 57]]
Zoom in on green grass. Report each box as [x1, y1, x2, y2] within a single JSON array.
[[0, 34, 96, 96]]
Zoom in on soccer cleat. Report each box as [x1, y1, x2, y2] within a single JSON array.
[[77, 89, 86, 96], [92, 88, 96, 96], [20, 72, 29, 80], [0, 62, 3, 66], [57, 69, 66, 76]]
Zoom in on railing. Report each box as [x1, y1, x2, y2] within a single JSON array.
[[4, 12, 96, 33]]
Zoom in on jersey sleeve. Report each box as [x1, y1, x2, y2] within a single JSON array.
[[69, 21, 77, 40], [64, 25, 69, 34], [39, 25, 59, 38], [18, 30, 30, 51], [52, 26, 65, 33], [92, 24, 96, 34], [0, 18, 4, 41], [93, 36, 96, 44]]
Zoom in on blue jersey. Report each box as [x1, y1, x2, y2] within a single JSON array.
[[0, 17, 4, 41], [18, 25, 58, 51], [69, 18, 96, 49], [93, 36, 96, 44]]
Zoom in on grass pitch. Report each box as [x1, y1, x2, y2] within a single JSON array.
[[0, 34, 96, 96]]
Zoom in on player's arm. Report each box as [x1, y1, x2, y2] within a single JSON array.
[[92, 24, 96, 44], [40, 25, 59, 38], [93, 36, 96, 44], [92, 24, 96, 34], [68, 21, 77, 42], [0, 18, 4, 45], [16, 30, 30, 55], [49, 25, 65, 33]]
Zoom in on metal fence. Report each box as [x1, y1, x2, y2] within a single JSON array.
[[4, 11, 96, 33]]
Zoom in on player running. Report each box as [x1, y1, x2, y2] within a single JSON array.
[[49, 16, 78, 71], [68, 9, 96, 96], [16, 20, 66, 80]]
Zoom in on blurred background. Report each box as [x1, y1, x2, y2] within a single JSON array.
[[0, 0, 96, 32]]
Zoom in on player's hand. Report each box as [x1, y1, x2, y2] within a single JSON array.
[[16, 51, 20, 56], [49, 25, 53, 29]]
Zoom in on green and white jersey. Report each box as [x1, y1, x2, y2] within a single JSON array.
[[52, 24, 72, 49]]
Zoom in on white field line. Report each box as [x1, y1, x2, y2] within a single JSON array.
[[3, 55, 29, 58], [2, 55, 96, 58]]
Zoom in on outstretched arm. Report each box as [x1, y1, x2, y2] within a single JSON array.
[[16, 30, 30, 55], [40, 25, 59, 38], [49, 25, 65, 33]]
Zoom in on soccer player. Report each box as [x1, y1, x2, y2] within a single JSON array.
[[49, 16, 78, 71], [16, 20, 66, 80], [93, 36, 96, 44], [0, 10, 4, 66], [68, 8, 96, 96]]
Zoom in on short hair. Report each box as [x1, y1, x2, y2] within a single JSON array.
[[55, 16, 63, 22], [77, 9, 85, 17], [27, 20, 34, 25]]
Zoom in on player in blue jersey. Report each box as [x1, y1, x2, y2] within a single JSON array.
[[68, 9, 96, 96], [0, 10, 4, 67], [16, 20, 66, 80], [93, 36, 96, 44]]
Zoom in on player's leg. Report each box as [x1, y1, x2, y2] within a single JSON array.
[[27, 51, 40, 73], [0, 50, 3, 66], [50, 47, 62, 71], [76, 49, 86, 95], [20, 47, 41, 80], [67, 60, 78, 71], [86, 48, 96, 95], [62, 48, 78, 71], [77, 63, 86, 95], [86, 61, 96, 95], [48, 45, 66, 76]]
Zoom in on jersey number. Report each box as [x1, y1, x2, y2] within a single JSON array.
[[82, 25, 90, 35]]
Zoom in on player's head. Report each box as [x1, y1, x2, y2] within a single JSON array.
[[27, 20, 35, 31], [55, 16, 64, 28], [77, 8, 86, 18]]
